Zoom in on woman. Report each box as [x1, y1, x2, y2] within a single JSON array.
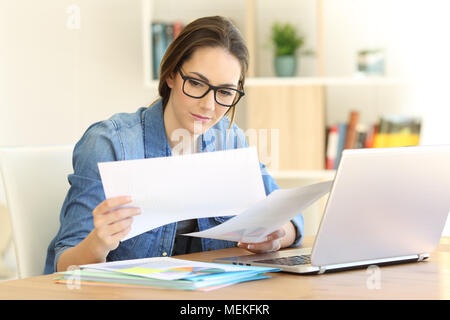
[[44, 16, 304, 274]]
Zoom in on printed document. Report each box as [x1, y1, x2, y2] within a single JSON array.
[[184, 181, 333, 243], [98, 147, 266, 240]]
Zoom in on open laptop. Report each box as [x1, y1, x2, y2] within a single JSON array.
[[215, 146, 450, 274]]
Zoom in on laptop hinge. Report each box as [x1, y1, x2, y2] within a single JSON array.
[[318, 266, 326, 274]]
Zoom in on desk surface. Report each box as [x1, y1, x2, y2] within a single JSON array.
[[1, 236, 449, 300]]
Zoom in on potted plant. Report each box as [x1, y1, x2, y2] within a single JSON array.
[[271, 22, 309, 77]]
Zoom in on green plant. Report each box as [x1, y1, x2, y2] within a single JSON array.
[[271, 22, 305, 56]]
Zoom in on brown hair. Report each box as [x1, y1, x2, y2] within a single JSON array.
[[158, 16, 249, 127]]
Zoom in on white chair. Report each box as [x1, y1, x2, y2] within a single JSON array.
[[0, 145, 73, 278], [0, 203, 15, 279]]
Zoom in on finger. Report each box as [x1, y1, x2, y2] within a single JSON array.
[[97, 207, 141, 226], [104, 216, 134, 236], [265, 229, 286, 242], [93, 196, 132, 216], [112, 225, 132, 240], [237, 229, 286, 247], [247, 240, 281, 254], [238, 240, 281, 254]]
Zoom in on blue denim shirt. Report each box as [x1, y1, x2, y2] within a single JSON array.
[[44, 99, 304, 274]]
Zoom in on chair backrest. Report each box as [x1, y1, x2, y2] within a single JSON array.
[[0, 145, 73, 278]]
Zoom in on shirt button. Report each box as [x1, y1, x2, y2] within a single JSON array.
[[162, 252, 168, 256]]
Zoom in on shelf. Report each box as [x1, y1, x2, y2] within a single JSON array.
[[144, 77, 404, 89], [245, 76, 404, 87]]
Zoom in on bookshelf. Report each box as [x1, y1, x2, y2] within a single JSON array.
[[145, 77, 404, 88], [141, 0, 410, 172]]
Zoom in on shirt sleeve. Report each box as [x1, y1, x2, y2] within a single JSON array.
[[52, 120, 123, 269], [232, 124, 305, 247]]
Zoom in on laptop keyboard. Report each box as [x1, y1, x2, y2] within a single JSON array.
[[254, 255, 311, 266]]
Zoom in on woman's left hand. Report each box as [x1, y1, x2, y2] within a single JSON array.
[[237, 220, 298, 254], [237, 228, 286, 253]]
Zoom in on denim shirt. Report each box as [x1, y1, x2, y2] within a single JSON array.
[[44, 99, 304, 274]]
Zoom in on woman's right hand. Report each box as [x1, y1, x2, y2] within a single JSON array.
[[91, 196, 141, 253]]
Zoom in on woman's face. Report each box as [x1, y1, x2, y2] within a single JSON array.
[[165, 46, 242, 137]]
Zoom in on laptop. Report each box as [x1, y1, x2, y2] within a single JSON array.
[[215, 146, 450, 274]]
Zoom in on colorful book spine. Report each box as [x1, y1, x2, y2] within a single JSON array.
[[373, 117, 390, 148], [326, 114, 421, 166], [373, 116, 421, 148], [354, 124, 367, 149], [152, 23, 167, 79], [326, 125, 339, 170], [173, 21, 183, 39], [334, 123, 347, 169], [151, 21, 184, 80], [344, 111, 360, 149], [364, 124, 378, 148]]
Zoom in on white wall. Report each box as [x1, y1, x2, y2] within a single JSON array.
[[256, 0, 318, 77], [388, 0, 450, 145], [322, 0, 450, 143], [0, 0, 157, 147]]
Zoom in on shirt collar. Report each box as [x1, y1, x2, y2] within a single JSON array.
[[142, 99, 216, 158]]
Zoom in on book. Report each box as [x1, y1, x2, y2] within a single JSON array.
[[373, 116, 421, 148], [55, 269, 271, 291], [152, 22, 167, 79], [334, 123, 347, 169], [364, 124, 378, 148], [354, 124, 368, 149], [325, 114, 421, 166], [326, 125, 338, 170], [387, 117, 421, 147], [54, 257, 280, 291], [344, 111, 360, 149], [151, 21, 184, 80], [373, 117, 390, 148], [173, 21, 183, 39], [165, 23, 174, 46]]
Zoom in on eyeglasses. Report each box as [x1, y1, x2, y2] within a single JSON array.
[[178, 69, 245, 108]]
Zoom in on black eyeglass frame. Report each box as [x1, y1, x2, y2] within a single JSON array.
[[178, 69, 245, 108]]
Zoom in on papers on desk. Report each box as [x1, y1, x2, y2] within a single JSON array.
[[98, 147, 266, 241], [54, 257, 280, 291], [184, 180, 333, 243]]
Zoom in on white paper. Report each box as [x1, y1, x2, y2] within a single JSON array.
[[98, 147, 266, 241], [184, 181, 333, 243]]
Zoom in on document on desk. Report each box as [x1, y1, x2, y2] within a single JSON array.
[[79, 256, 277, 281], [98, 147, 266, 241], [184, 180, 333, 243]]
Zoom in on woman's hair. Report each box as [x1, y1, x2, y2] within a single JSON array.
[[158, 16, 249, 126]]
